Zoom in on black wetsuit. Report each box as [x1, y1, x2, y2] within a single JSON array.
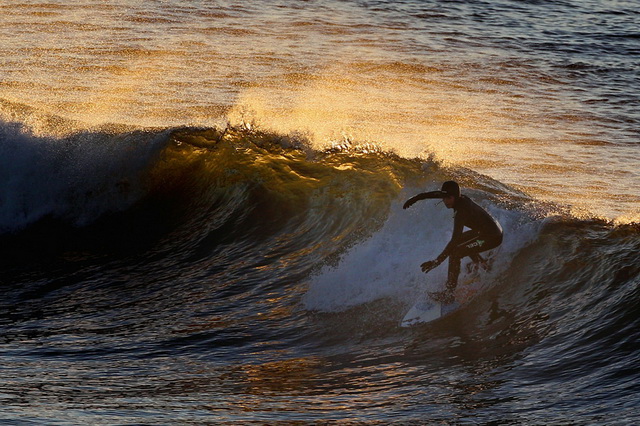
[[439, 195, 503, 291]]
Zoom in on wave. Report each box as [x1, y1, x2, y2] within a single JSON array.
[[0, 120, 425, 274], [2, 118, 638, 319], [1, 118, 638, 421], [1, 116, 636, 256]]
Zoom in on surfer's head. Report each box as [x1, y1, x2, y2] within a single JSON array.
[[441, 180, 460, 208]]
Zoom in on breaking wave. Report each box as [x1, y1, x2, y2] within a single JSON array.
[[1, 118, 638, 422]]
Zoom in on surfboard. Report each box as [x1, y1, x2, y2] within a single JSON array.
[[400, 279, 479, 327], [400, 296, 459, 327]]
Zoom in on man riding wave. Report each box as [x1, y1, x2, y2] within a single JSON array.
[[403, 181, 503, 304]]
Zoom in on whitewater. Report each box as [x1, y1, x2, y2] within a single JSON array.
[[1, 0, 639, 423]]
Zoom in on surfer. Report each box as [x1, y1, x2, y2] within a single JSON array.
[[403, 181, 503, 304]]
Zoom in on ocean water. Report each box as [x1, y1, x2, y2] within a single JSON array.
[[1, 0, 639, 423]]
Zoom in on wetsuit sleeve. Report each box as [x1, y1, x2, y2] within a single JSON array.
[[403, 191, 445, 209]]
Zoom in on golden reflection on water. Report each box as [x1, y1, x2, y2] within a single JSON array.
[[237, 356, 322, 395], [1, 1, 637, 219]]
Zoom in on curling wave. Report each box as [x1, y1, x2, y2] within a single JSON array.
[[1, 119, 639, 422]]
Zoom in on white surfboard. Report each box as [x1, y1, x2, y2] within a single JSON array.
[[400, 296, 459, 327], [402, 269, 484, 327]]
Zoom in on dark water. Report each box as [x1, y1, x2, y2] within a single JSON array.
[[1, 0, 640, 423]]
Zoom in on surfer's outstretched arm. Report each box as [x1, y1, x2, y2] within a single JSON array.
[[402, 190, 445, 209]]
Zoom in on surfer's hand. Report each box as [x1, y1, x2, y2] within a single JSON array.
[[403, 196, 418, 209], [421, 260, 439, 273]]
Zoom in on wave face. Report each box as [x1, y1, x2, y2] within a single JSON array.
[[1, 123, 638, 423]]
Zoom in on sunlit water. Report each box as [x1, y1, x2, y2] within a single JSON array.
[[1, 0, 638, 220]]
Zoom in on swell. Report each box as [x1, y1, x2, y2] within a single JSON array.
[[1, 120, 638, 363], [0, 121, 638, 425], [470, 218, 640, 413]]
